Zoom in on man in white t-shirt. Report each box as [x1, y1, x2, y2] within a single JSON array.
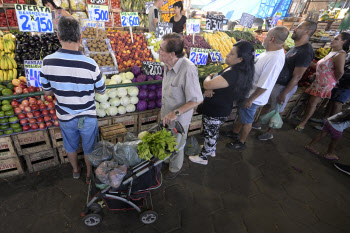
[[226, 26, 289, 151]]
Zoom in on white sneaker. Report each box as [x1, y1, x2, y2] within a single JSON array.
[[200, 145, 215, 157], [189, 155, 208, 165]]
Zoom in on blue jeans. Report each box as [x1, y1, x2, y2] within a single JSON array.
[[59, 117, 99, 155]]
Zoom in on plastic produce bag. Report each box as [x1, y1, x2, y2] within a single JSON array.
[[269, 105, 283, 129], [113, 140, 142, 167], [95, 161, 118, 184], [87, 141, 114, 167], [260, 109, 276, 125], [184, 136, 201, 156], [108, 165, 128, 188]]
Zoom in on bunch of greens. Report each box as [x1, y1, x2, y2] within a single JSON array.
[[137, 128, 178, 161]]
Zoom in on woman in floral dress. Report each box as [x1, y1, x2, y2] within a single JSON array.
[[296, 32, 350, 131]]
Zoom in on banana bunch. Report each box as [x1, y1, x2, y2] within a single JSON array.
[[0, 55, 18, 81], [2, 33, 15, 42], [121, 0, 148, 12], [0, 37, 15, 53], [316, 47, 331, 59]]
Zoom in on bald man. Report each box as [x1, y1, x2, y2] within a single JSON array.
[[226, 26, 289, 150]]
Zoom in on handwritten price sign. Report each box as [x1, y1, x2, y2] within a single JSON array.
[[156, 22, 172, 38], [88, 4, 109, 22], [142, 61, 162, 76], [209, 50, 223, 62], [206, 14, 223, 31], [24, 60, 43, 87], [187, 19, 201, 34], [82, 19, 105, 29], [120, 12, 140, 27], [190, 48, 209, 65], [15, 4, 53, 33]]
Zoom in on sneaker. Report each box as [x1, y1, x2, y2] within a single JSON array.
[[252, 122, 262, 130], [210, 151, 216, 157], [73, 168, 81, 179], [334, 163, 350, 176], [258, 132, 274, 141], [226, 141, 246, 151], [189, 155, 208, 165], [313, 125, 323, 131], [310, 118, 326, 124]]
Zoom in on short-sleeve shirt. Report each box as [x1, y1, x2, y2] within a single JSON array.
[[148, 5, 159, 33], [170, 15, 187, 34], [161, 57, 203, 126], [40, 49, 106, 121], [328, 112, 350, 132], [276, 43, 314, 86], [202, 67, 239, 117], [250, 49, 285, 106]]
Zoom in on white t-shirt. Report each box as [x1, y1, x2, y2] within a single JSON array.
[[328, 112, 350, 132], [249, 49, 285, 106]]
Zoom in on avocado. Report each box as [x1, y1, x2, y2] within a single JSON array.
[[14, 128, 23, 133], [0, 118, 8, 123], [2, 89, 13, 96], [5, 110, 14, 116], [0, 124, 9, 130], [1, 105, 12, 111], [2, 100, 10, 105], [4, 129, 14, 135], [10, 123, 20, 129]]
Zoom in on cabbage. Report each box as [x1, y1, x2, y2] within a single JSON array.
[[128, 86, 139, 97], [136, 74, 146, 82], [147, 77, 154, 81], [149, 84, 157, 91], [154, 75, 162, 80], [108, 80, 117, 85], [117, 88, 128, 97], [108, 89, 118, 99], [148, 90, 156, 100], [130, 96, 139, 104], [103, 75, 107, 81], [126, 104, 136, 112], [138, 89, 148, 100], [97, 108, 106, 117], [100, 102, 111, 110], [95, 102, 100, 109], [125, 72, 134, 80], [122, 79, 132, 84], [137, 100, 147, 111], [111, 74, 122, 84], [146, 75, 153, 80], [96, 93, 109, 103], [106, 106, 118, 116], [105, 79, 111, 85], [121, 96, 130, 106], [148, 101, 156, 109], [156, 99, 162, 108], [118, 106, 126, 115], [156, 88, 162, 99], [138, 131, 148, 140], [109, 98, 121, 107], [131, 65, 141, 76]]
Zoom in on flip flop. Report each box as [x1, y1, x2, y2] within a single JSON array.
[[323, 154, 339, 160], [295, 126, 304, 132], [305, 145, 320, 155]]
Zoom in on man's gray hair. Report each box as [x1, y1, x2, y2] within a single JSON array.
[[58, 16, 81, 43], [270, 26, 289, 44]]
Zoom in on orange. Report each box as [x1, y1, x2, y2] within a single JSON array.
[[12, 79, 21, 86]]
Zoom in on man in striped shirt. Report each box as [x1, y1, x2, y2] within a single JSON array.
[[40, 17, 106, 182]]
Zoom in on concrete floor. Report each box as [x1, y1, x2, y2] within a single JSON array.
[[1, 120, 350, 233]]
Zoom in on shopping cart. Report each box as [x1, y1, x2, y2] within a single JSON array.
[[82, 121, 185, 226]]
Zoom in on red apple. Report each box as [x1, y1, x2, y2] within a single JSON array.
[[53, 120, 59, 126], [28, 118, 37, 124], [14, 107, 22, 114], [18, 113, 26, 119], [44, 116, 52, 122], [35, 87, 41, 92], [42, 110, 49, 116], [28, 86, 35, 93], [19, 83, 27, 88], [23, 88, 29, 93], [45, 121, 53, 127], [49, 109, 56, 115], [19, 104, 25, 110], [52, 114, 58, 120], [29, 98, 37, 105], [39, 123, 46, 129], [11, 100, 19, 107], [14, 87, 23, 94], [31, 124, 38, 130], [20, 119, 28, 125], [45, 95, 53, 102], [22, 100, 29, 106], [26, 112, 34, 118], [37, 117, 44, 123], [48, 103, 55, 109], [24, 106, 31, 113], [39, 104, 47, 110], [31, 104, 39, 111], [23, 125, 30, 131], [44, 101, 49, 106], [33, 111, 41, 117], [37, 100, 43, 105]]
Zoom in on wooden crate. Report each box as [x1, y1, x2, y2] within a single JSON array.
[[48, 127, 63, 148], [12, 130, 52, 156], [102, 135, 126, 144], [0, 157, 24, 178], [138, 109, 161, 132], [112, 113, 138, 133], [0, 136, 17, 160], [57, 146, 84, 164], [281, 100, 298, 118], [222, 109, 238, 127], [188, 120, 203, 136], [98, 117, 112, 127], [100, 123, 127, 137], [23, 149, 59, 173], [191, 110, 202, 122]]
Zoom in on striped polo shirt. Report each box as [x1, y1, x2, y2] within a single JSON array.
[[40, 49, 106, 121]]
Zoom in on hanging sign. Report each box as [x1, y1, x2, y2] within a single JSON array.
[[120, 12, 140, 27], [24, 60, 43, 87], [189, 48, 209, 65], [209, 50, 223, 62], [145, 1, 154, 14], [239, 13, 255, 28], [88, 4, 109, 22], [82, 19, 105, 29], [206, 14, 223, 31], [142, 61, 162, 76], [15, 4, 53, 33], [186, 19, 201, 34], [155, 22, 173, 38]]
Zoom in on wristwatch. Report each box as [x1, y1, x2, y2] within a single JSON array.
[[174, 110, 180, 116]]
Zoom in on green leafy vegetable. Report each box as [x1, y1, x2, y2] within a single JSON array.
[[137, 128, 178, 161]]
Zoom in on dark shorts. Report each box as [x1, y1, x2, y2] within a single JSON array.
[[331, 87, 350, 104], [322, 120, 343, 140], [239, 104, 259, 124]]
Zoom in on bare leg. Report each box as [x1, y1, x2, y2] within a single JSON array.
[[323, 100, 333, 119], [240, 123, 252, 143], [330, 101, 343, 116], [233, 118, 243, 134], [297, 95, 321, 128], [307, 131, 328, 147], [67, 151, 79, 172], [327, 138, 339, 155], [84, 155, 91, 177]]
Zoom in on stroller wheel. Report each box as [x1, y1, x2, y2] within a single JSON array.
[[89, 203, 102, 214], [140, 210, 158, 224], [83, 213, 102, 227]]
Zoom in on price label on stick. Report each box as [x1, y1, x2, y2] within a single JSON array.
[[24, 60, 43, 87], [88, 4, 109, 22], [82, 19, 105, 29], [156, 22, 173, 38], [90, 0, 106, 4], [186, 19, 201, 34], [142, 61, 162, 76], [206, 14, 223, 31], [209, 50, 223, 62], [189, 48, 209, 65], [145, 1, 154, 14], [120, 12, 140, 27], [15, 4, 53, 33]]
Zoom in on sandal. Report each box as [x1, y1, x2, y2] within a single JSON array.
[[305, 145, 320, 155], [323, 154, 339, 160], [295, 126, 304, 132], [73, 167, 81, 179]]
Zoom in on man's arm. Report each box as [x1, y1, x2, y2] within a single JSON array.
[[244, 88, 266, 108], [277, 67, 308, 103], [162, 101, 202, 126], [43, 90, 54, 96]]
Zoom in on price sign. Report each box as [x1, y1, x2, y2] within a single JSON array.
[[145, 1, 154, 14], [255, 49, 266, 58], [82, 19, 105, 29], [209, 50, 223, 62], [24, 60, 43, 87], [186, 19, 201, 34], [120, 12, 140, 27], [15, 4, 53, 33], [189, 48, 209, 65], [239, 12, 255, 28], [156, 22, 173, 38], [90, 0, 106, 4], [88, 4, 109, 22], [206, 14, 223, 31], [142, 61, 162, 76]]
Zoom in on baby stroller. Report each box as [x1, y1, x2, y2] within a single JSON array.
[[82, 121, 185, 226]]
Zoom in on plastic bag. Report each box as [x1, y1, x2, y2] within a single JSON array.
[[269, 105, 283, 129], [95, 160, 118, 184], [260, 109, 276, 125], [108, 165, 128, 188], [113, 140, 142, 167], [87, 140, 114, 167], [184, 136, 201, 156]]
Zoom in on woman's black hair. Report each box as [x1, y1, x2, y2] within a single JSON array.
[[329, 108, 350, 123], [42, 0, 62, 9], [340, 32, 350, 52], [229, 40, 255, 107], [173, 1, 183, 12]]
